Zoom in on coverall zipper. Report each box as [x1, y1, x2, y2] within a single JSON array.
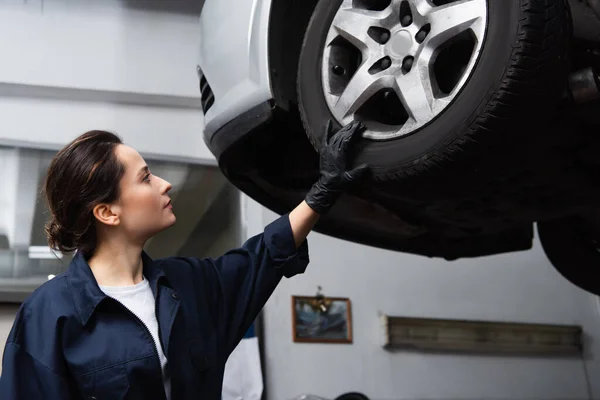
[[109, 290, 166, 399]]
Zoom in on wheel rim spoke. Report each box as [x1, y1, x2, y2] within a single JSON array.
[[423, 0, 486, 50], [332, 6, 391, 53], [393, 58, 436, 126], [334, 66, 395, 119]]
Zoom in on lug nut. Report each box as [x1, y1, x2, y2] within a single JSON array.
[[415, 24, 431, 43], [368, 56, 392, 74], [402, 56, 414, 73], [368, 27, 391, 44], [400, 1, 413, 26], [332, 65, 345, 76]]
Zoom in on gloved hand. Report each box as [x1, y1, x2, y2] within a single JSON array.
[[304, 120, 370, 214]]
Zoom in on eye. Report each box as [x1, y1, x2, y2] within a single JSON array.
[[143, 173, 151, 183]]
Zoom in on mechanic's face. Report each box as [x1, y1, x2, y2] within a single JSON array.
[[110, 144, 176, 242]]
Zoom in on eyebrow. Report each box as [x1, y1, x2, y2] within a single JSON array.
[[138, 166, 149, 178]]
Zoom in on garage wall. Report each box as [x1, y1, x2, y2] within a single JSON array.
[[244, 199, 600, 400], [0, 0, 213, 164]]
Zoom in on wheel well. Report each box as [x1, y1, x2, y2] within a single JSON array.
[[268, 0, 320, 110]]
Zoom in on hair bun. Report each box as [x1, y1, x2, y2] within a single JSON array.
[[45, 219, 76, 253]]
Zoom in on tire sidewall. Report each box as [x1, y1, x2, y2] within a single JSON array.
[[298, 0, 529, 174]]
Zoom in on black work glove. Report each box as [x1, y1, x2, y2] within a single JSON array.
[[304, 120, 370, 214]]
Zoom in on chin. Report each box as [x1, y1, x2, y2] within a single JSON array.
[[153, 215, 176, 236], [165, 214, 177, 228]]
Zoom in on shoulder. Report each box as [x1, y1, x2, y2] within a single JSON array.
[[153, 256, 228, 296], [6, 273, 79, 374], [152, 257, 224, 312], [9, 273, 76, 342], [21, 273, 73, 315]]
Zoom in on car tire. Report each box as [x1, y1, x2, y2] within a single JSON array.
[[297, 0, 570, 181], [334, 393, 370, 400], [537, 216, 600, 295]]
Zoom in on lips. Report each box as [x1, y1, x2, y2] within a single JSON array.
[[164, 199, 172, 208]]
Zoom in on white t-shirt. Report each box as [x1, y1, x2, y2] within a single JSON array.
[[99, 277, 171, 399]]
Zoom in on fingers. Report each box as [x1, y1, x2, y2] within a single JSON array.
[[325, 119, 335, 145], [325, 119, 366, 146], [352, 163, 370, 179], [344, 164, 370, 182], [340, 121, 366, 152]]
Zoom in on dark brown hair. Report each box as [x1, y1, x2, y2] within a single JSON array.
[[44, 130, 125, 258]]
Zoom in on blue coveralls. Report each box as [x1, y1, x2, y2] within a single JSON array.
[[0, 213, 309, 399]]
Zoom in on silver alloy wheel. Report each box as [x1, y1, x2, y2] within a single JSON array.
[[322, 0, 488, 140]]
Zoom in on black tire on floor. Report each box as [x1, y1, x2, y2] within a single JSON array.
[[334, 393, 370, 400], [537, 216, 600, 296], [297, 0, 570, 181]]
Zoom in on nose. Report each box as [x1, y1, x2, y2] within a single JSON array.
[[160, 177, 172, 194]]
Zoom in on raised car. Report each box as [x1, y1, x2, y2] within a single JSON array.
[[197, 0, 600, 295]]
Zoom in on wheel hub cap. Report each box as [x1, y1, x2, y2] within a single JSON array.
[[321, 0, 488, 140], [387, 30, 413, 58]]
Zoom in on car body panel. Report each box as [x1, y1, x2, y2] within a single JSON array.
[[198, 0, 274, 141]]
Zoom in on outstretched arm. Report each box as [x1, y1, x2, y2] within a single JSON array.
[[196, 120, 370, 357], [290, 120, 369, 247], [289, 201, 320, 248]]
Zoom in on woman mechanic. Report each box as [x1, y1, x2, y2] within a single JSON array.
[[0, 120, 368, 399]]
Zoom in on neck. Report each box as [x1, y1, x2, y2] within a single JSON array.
[[88, 237, 145, 287]]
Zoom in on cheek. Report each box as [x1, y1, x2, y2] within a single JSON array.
[[121, 191, 161, 220]]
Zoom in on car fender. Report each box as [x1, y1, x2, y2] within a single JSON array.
[[198, 0, 275, 140]]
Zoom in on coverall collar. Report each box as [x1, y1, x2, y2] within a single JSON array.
[[66, 250, 166, 326]]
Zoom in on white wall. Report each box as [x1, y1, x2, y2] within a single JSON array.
[[0, 0, 214, 164], [0, 0, 202, 97], [243, 199, 600, 400]]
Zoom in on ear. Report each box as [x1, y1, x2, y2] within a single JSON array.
[[92, 203, 121, 227]]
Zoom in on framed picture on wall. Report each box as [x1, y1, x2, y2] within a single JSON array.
[[291, 295, 353, 344]]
